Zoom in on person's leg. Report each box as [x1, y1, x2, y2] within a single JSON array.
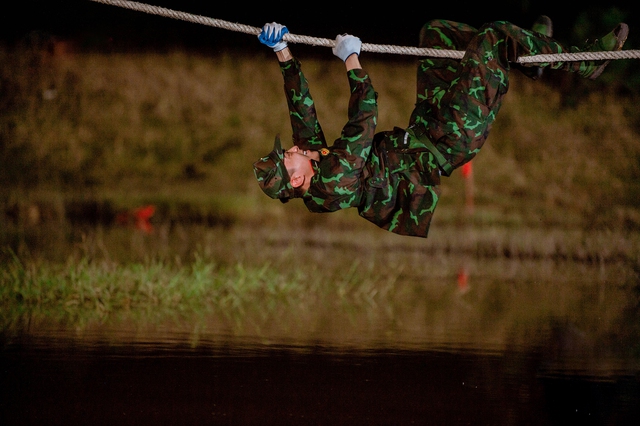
[[496, 21, 628, 77], [415, 20, 477, 107], [514, 15, 553, 80], [416, 20, 627, 173], [411, 21, 514, 173]]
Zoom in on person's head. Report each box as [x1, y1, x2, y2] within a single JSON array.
[[253, 136, 315, 203]]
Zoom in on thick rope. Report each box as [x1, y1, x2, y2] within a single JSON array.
[[88, 0, 640, 63]]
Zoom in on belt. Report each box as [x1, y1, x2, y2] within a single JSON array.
[[404, 125, 453, 176]]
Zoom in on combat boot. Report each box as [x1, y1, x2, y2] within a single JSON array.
[[579, 23, 629, 79]]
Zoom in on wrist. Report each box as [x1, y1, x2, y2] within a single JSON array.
[[276, 47, 293, 62], [345, 53, 361, 71]]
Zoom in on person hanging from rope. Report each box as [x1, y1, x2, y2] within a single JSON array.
[[253, 18, 629, 238]]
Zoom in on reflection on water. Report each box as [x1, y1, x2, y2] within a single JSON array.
[[2, 220, 640, 424]]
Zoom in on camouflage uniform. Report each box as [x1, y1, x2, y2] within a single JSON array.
[[270, 20, 585, 238]]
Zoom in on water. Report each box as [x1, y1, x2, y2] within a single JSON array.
[[2, 330, 639, 425], [2, 221, 640, 425]]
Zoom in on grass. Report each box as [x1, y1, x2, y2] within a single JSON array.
[[1, 45, 640, 344], [1, 249, 308, 321], [2, 232, 639, 357]]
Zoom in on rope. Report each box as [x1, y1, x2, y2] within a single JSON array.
[[88, 0, 640, 63]]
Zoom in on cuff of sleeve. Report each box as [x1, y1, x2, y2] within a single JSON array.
[[279, 57, 302, 75], [347, 68, 369, 85]]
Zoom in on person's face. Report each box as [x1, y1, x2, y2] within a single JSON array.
[[283, 146, 314, 189]]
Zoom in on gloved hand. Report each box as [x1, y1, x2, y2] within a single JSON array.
[[332, 34, 361, 62], [258, 22, 289, 52]]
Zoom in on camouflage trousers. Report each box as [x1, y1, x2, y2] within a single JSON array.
[[410, 20, 582, 174]]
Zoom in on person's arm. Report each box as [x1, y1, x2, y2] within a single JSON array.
[[302, 34, 376, 212], [331, 34, 373, 160], [303, 65, 377, 212], [344, 53, 361, 71], [280, 54, 327, 150], [276, 47, 293, 62], [258, 23, 327, 150]]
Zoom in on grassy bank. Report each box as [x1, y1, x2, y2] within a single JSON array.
[[1, 46, 639, 231], [2, 230, 639, 355]]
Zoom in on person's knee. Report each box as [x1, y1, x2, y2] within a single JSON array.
[[420, 20, 478, 49], [480, 21, 511, 34], [475, 22, 504, 42], [419, 20, 457, 48]]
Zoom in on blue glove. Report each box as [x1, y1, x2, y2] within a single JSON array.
[[332, 34, 361, 61], [258, 22, 289, 52]]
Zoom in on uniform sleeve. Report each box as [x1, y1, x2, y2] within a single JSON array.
[[304, 68, 378, 212], [280, 59, 327, 151], [332, 68, 378, 162]]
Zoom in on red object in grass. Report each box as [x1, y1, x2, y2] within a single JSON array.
[[457, 267, 469, 291], [116, 205, 156, 233], [133, 205, 156, 222], [461, 161, 473, 179], [133, 205, 155, 233]]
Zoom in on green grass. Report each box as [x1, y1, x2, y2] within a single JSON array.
[[1, 249, 307, 321], [2, 236, 638, 357]]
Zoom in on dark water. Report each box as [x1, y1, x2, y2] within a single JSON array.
[[2, 332, 639, 426], [2, 221, 640, 425]]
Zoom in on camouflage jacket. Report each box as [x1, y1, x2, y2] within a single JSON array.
[[281, 59, 441, 238]]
